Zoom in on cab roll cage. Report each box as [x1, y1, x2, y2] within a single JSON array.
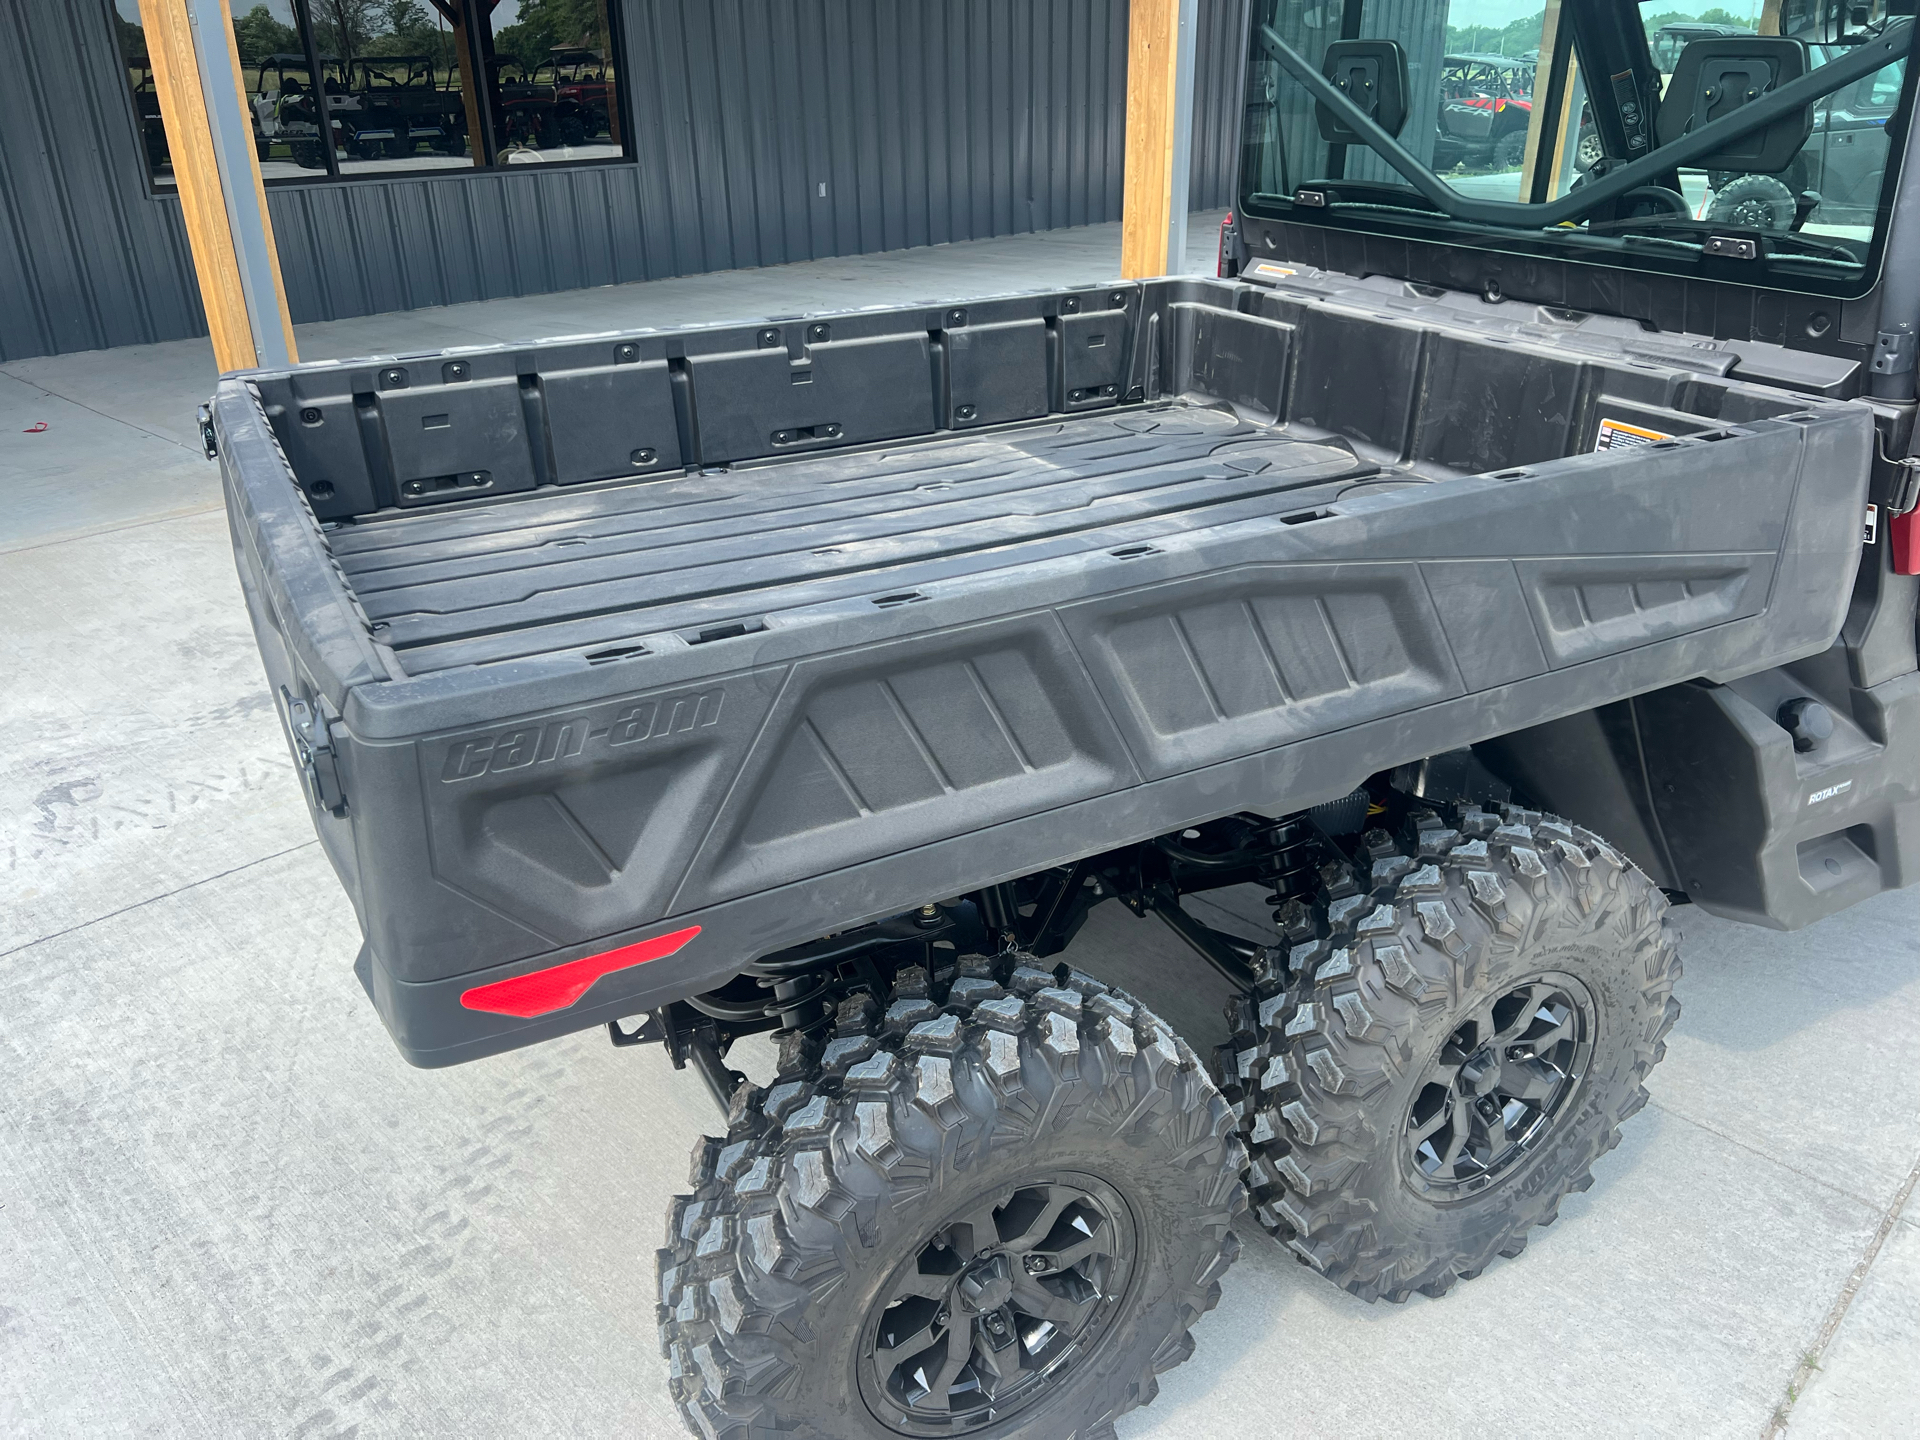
[[1256, 18, 1913, 229]]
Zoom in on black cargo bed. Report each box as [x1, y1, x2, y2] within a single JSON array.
[[325, 404, 1382, 674], [215, 274, 1878, 1067]]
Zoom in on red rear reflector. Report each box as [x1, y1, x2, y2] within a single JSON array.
[[460, 925, 701, 1018]]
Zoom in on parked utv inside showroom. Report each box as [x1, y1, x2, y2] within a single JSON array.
[[211, 0, 1920, 1433]]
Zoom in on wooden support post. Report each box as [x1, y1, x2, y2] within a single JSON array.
[[139, 0, 296, 371], [1517, 0, 1564, 200], [1121, 0, 1199, 279], [429, 0, 490, 167], [1543, 59, 1583, 198]]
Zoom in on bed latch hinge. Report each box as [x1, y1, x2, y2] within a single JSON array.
[[197, 404, 218, 459], [281, 687, 348, 817], [1871, 328, 1916, 380], [1873, 432, 1920, 516]]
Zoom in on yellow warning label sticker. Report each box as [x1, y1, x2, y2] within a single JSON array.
[[1248, 262, 1299, 280], [1594, 417, 1676, 452]]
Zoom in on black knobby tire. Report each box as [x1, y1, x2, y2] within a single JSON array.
[[1492, 128, 1528, 170], [1217, 806, 1680, 1303], [658, 956, 1247, 1439], [1707, 173, 1797, 231]]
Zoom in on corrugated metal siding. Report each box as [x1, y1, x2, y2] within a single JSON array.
[[0, 0, 202, 362], [1, 0, 1244, 362], [1191, 0, 1249, 207]]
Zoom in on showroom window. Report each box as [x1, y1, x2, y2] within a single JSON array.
[[112, 0, 627, 186]]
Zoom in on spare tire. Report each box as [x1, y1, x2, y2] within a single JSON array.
[[1707, 173, 1797, 231]]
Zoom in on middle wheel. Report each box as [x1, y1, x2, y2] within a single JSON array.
[[1216, 804, 1680, 1302]]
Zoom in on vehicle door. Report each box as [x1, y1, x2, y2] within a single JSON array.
[[1814, 62, 1905, 215], [1444, 61, 1499, 141]]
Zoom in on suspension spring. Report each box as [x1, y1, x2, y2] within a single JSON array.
[[1252, 817, 1321, 930], [766, 971, 833, 1035]]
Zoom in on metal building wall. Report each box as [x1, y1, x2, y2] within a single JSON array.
[[0, 0, 205, 362], [1, 0, 1245, 363], [1191, 0, 1250, 208]]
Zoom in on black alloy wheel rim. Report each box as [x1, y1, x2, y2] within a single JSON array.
[[1403, 973, 1596, 1199], [858, 1173, 1138, 1435]]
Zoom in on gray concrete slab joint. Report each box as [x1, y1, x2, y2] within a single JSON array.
[[1770, 1153, 1920, 1436]]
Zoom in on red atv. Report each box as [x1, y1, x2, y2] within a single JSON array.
[[1433, 53, 1535, 170]]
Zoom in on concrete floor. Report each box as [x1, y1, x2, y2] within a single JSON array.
[[3, 212, 1917, 1438]]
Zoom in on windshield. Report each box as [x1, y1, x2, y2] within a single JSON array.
[[1238, 0, 1915, 295]]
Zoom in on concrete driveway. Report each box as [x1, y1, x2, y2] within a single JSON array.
[[3, 215, 1916, 1438]]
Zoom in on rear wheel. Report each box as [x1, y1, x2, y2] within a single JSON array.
[[1493, 128, 1528, 170], [658, 956, 1246, 1438], [1217, 806, 1680, 1302]]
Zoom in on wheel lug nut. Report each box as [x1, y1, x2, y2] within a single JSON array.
[[1024, 1255, 1050, 1274]]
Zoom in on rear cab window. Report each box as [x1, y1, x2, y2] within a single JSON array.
[[1238, 0, 1916, 298]]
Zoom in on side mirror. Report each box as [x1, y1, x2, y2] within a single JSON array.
[[1780, 0, 1896, 42], [1316, 40, 1410, 144]]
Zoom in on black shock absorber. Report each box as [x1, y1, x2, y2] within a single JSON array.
[[1251, 816, 1322, 941], [736, 907, 973, 1074], [766, 972, 833, 1034]]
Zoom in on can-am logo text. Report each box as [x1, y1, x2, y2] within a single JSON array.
[[440, 689, 724, 782]]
